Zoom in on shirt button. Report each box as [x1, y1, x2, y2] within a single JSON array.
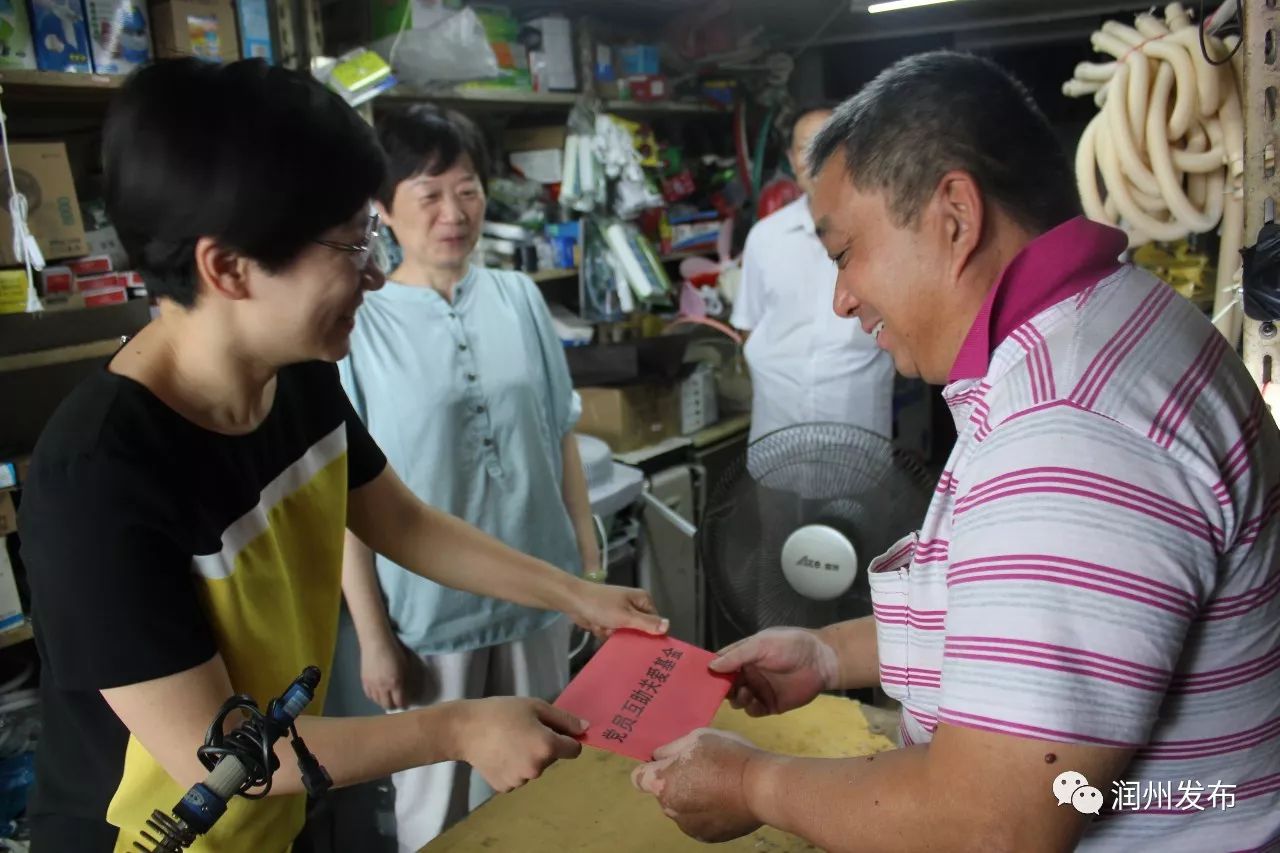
[[466, 373, 477, 381], [448, 312, 457, 320], [483, 438, 493, 447], [475, 404, 486, 413], [458, 343, 468, 351]]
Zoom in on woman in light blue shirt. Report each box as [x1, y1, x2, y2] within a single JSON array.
[[337, 105, 605, 850]]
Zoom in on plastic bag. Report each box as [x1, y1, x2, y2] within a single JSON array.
[[1242, 221, 1280, 321], [372, 7, 499, 87]]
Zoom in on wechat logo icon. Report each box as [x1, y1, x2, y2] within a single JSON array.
[[1053, 771, 1103, 816]]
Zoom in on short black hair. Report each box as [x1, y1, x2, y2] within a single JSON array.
[[809, 51, 1080, 234], [788, 101, 837, 147], [376, 104, 490, 209], [104, 59, 386, 307]]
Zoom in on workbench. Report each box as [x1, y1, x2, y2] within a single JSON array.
[[422, 696, 897, 853]]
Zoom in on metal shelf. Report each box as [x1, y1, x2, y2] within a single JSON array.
[[530, 267, 578, 283], [527, 250, 714, 285], [0, 72, 725, 115], [0, 70, 123, 89], [383, 84, 724, 115]]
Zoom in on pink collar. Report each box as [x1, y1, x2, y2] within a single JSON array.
[[948, 216, 1128, 383]]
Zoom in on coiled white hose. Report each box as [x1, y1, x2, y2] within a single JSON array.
[[1065, 2, 1245, 345]]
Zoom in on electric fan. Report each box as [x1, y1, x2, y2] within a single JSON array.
[[700, 422, 934, 637]]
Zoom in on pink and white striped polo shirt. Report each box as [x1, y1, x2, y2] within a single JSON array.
[[868, 216, 1280, 851]]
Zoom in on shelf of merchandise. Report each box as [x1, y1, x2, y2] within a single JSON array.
[[384, 84, 725, 115], [0, 70, 123, 90], [527, 249, 714, 284], [0, 71, 726, 115], [0, 621, 32, 651]]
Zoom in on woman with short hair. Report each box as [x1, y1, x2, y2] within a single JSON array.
[[19, 60, 663, 853]]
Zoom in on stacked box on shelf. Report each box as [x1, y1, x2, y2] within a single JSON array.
[[617, 44, 665, 102], [0, 540, 24, 633], [42, 255, 144, 309], [30, 0, 92, 72], [527, 15, 574, 92], [151, 0, 238, 62], [0, 0, 37, 69], [577, 384, 680, 453], [0, 491, 13, 536], [236, 0, 272, 62], [84, 0, 151, 74], [0, 143, 87, 267], [679, 363, 718, 435], [0, 272, 28, 315]]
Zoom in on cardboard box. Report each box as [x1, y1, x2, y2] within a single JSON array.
[[577, 384, 680, 453], [41, 265, 74, 297], [679, 363, 718, 435], [75, 271, 128, 306], [81, 285, 128, 307], [528, 16, 575, 92], [150, 0, 238, 62], [30, 0, 93, 72], [122, 269, 146, 297], [619, 44, 659, 77], [504, 125, 567, 153], [505, 127, 565, 183], [236, 0, 272, 61], [0, 143, 87, 266], [0, 0, 37, 69], [67, 254, 114, 276], [0, 270, 28, 315], [621, 74, 668, 102], [0, 492, 15, 536], [75, 270, 119, 290], [84, 0, 152, 74], [83, 224, 129, 268]]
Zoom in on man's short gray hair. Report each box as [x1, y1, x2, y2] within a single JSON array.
[[809, 51, 1080, 234]]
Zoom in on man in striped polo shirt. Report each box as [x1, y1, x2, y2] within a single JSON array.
[[632, 51, 1280, 852]]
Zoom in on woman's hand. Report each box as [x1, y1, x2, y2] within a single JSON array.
[[568, 579, 668, 638], [360, 634, 416, 711], [453, 697, 586, 792]]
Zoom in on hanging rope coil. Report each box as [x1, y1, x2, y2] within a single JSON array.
[[1064, 2, 1245, 345]]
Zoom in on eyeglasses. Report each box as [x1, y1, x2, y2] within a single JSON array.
[[314, 212, 380, 271]]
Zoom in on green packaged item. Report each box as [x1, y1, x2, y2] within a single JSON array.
[[0, 0, 36, 70], [370, 0, 462, 41]]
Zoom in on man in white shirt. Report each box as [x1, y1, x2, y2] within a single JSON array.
[[732, 107, 895, 443]]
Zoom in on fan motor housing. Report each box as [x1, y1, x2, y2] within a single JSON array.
[[779, 524, 859, 601]]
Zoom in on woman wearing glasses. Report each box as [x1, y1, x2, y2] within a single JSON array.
[[334, 105, 601, 850], [18, 60, 663, 853]]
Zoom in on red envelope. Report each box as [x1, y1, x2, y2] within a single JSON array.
[[554, 629, 735, 761]]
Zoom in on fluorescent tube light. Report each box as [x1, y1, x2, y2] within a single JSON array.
[[868, 0, 961, 14]]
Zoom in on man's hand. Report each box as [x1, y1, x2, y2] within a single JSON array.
[[453, 697, 586, 792], [631, 729, 765, 843], [709, 627, 839, 716], [359, 635, 415, 711], [569, 579, 668, 638]]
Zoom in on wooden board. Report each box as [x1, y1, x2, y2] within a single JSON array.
[[423, 696, 895, 853]]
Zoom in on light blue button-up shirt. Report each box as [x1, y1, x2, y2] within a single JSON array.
[[338, 266, 583, 654]]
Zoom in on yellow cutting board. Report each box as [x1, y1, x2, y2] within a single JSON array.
[[424, 696, 896, 852]]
